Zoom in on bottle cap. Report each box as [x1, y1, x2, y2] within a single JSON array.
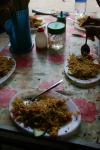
[[47, 21, 65, 34], [37, 27, 44, 32], [57, 11, 66, 24]]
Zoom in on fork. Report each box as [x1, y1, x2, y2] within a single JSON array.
[[24, 79, 63, 104]]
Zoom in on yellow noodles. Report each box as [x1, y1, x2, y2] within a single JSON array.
[[67, 54, 100, 79], [77, 15, 89, 27], [29, 16, 43, 28], [11, 95, 72, 137], [0, 56, 14, 78]]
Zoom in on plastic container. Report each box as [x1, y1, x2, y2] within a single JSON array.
[[4, 9, 32, 54], [35, 27, 47, 50], [47, 21, 66, 50], [75, 0, 87, 18]]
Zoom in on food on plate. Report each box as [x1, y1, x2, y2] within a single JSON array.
[[11, 95, 72, 137], [29, 16, 44, 28], [67, 54, 100, 79], [0, 56, 15, 78], [77, 15, 90, 27]]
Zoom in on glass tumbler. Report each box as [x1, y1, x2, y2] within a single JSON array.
[[75, 0, 87, 18]]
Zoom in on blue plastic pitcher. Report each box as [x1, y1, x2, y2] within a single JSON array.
[[4, 9, 32, 54]]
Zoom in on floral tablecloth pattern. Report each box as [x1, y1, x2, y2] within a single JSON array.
[[0, 15, 100, 148]]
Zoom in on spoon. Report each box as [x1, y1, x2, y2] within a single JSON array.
[[24, 79, 63, 104], [81, 33, 90, 57]]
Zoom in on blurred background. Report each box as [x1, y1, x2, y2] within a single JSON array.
[[29, 0, 100, 16]]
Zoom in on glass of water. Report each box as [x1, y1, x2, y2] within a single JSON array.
[[75, 0, 87, 18]]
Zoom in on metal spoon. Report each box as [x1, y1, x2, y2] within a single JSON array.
[[32, 9, 69, 17], [24, 79, 63, 104], [81, 33, 90, 57]]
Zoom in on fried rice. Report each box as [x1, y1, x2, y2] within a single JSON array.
[[11, 95, 72, 137], [67, 54, 100, 79]]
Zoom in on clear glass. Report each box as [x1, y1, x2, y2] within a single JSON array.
[[48, 33, 65, 50], [75, 0, 87, 18]]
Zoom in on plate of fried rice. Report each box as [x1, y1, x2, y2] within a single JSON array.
[[9, 89, 81, 138], [74, 15, 90, 32], [29, 16, 45, 33], [0, 56, 16, 85], [64, 54, 100, 87]]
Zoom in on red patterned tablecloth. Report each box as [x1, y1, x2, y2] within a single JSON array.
[[0, 15, 100, 149]]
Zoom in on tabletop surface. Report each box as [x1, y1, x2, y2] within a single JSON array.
[[0, 1, 100, 149], [29, 0, 100, 15]]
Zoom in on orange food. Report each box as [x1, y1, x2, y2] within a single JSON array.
[[0, 56, 14, 78], [29, 16, 44, 28], [67, 54, 100, 79], [11, 95, 72, 137]]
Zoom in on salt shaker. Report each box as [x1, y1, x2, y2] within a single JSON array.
[[35, 27, 47, 50]]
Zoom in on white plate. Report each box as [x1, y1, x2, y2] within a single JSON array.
[[64, 60, 100, 87], [9, 89, 81, 137], [0, 56, 16, 85], [32, 8, 56, 15]]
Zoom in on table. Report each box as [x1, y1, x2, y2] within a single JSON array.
[[29, 0, 100, 15], [0, 9, 100, 150]]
